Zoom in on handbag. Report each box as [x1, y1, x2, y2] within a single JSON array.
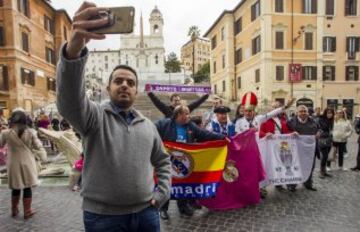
[[318, 137, 332, 148]]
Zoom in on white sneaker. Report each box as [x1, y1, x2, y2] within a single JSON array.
[[340, 167, 348, 171], [326, 167, 331, 172]]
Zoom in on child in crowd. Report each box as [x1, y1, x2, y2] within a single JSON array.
[[72, 153, 84, 192]]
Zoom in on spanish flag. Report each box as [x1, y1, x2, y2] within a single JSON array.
[[163, 140, 228, 199]]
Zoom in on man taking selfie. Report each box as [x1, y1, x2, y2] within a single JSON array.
[[56, 2, 171, 232]]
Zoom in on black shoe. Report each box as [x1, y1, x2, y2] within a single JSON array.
[[160, 210, 169, 220], [324, 173, 332, 178], [189, 202, 202, 210], [351, 167, 360, 172], [304, 185, 317, 191], [275, 186, 286, 192], [287, 186, 297, 192], [179, 206, 194, 217]]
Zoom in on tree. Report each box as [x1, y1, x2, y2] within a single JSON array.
[[164, 52, 181, 73], [188, 26, 201, 77], [188, 25, 200, 41], [193, 61, 210, 83]]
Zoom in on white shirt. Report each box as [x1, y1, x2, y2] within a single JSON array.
[[235, 107, 284, 133]]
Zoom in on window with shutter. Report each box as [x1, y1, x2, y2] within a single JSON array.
[[18, 0, 30, 17], [0, 27, 4, 46], [255, 69, 260, 83], [214, 84, 217, 94], [213, 61, 216, 73], [252, 36, 261, 55], [237, 76, 241, 89], [323, 66, 335, 81], [222, 54, 226, 69], [222, 80, 226, 92], [44, 15, 55, 34], [346, 37, 359, 59], [311, 67, 317, 80], [326, 0, 335, 15], [302, 66, 317, 80], [63, 27, 67, 40], [211, 35, 217, 50], [251, 1, 260, 21], [234, 18, 242, 35], [21, 68, 25, 84], [21, 32, 29, 52], [346, 66, 359, 80], [0, 66, 9, 91], [276, 66, 284, 81], [323, 37, 336, 52], [30, 70, 35, 86], [275, 0, 284, 13], [345, 0, 357, 16], [305, 32, 313, 50], [275, 31, 284, 49], [235, 48, 242, 64], [47, 77, 51, 90], [221, 27, 225, 41], [303, 0, 317, 13]]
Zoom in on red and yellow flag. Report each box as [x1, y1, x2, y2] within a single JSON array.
[[163, 140, 228, 199]]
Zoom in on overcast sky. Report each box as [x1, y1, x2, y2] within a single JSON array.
[[51, 0, 241, 56]]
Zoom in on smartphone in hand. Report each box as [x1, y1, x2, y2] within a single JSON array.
[[89, 7, 135, 34]]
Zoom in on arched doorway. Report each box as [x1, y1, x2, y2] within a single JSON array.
[[296, 98, 314, 109]]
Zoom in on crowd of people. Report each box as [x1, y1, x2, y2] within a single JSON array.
[[1, 2, 360, 232]]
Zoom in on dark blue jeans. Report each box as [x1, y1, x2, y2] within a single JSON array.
[[83, 206, 160, 232]]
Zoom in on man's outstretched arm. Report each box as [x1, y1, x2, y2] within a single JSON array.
[[188, 94, 209, 112], [147, 92, 173, 117], [57, 2, 109, 135]]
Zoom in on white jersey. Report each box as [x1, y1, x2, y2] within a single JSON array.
[[235, 107, 284, 133]]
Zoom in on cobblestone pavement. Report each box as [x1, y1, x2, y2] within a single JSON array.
[[1, 136, 359, 232]]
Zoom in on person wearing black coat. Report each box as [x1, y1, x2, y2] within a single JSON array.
[[155, 105, 225, 220], [317, 108, 335, 178], [351, 114, 360, 171], [287, 105, 319, 191], [146, 89, 209, 118]]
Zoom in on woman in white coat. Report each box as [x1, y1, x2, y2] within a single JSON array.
[[0, 110, 46, 219], [327, 109, 353, 171]]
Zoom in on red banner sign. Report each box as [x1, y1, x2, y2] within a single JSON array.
[[289, 64, 302, 82]]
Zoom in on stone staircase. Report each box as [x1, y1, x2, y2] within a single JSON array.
[[133, 93, 214, 122]]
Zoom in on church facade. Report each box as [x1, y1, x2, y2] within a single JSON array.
[[120, 6, 165, 74]]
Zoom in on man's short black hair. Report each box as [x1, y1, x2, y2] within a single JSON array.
[[108, 65, 138, 87], [170, 93, 180, 101]]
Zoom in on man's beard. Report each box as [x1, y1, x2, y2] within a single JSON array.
[[112, 99, 133, 109]]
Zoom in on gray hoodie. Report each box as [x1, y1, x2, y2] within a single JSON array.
[[56, 44, 171, 215]]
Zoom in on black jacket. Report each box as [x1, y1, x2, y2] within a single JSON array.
[[287, 117, 318, 135], [317, 117, 333, 139], [147, 92, 209, 118], [155, 118, 225, 143]]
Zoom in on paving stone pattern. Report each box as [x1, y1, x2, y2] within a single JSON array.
[[1, 136, 359, 232]]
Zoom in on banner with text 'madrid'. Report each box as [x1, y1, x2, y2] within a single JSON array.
[[163, 140, 227, 199], [257, 134, 316, 186]]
